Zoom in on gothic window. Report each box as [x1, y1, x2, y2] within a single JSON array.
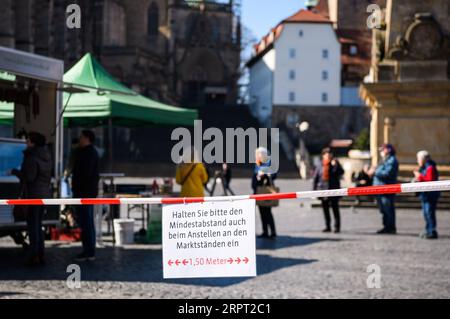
[[148, 2, 159, 36]]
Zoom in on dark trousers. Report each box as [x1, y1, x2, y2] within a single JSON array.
[[422, 198, 438, 235], [26, 206, 45, 258], [77, 205, 96, 256], [259, 206, 276, 236], [209, 178, 235, 196], [376, 194, 396, 231], [321, 198, 340, 230]]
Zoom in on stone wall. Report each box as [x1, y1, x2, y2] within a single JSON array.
[[0, 0, 240, 106], [272, 105, 370, 154]]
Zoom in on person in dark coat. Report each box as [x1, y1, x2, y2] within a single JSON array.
[[413, 150, 440, 239], [368, 143, 399, 234], [313, 148, 344, 233], [252, 147, 277, 239], [12, 132, 52, 266], [72, 130, 99, 261]]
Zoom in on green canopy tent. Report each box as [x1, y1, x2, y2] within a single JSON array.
[[61, 53, 198, 169], [62, 53, 197, 127]]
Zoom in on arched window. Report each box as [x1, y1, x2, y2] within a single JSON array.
[[148, 2, 159, 36]]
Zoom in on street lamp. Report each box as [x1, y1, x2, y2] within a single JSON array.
[[295, 121, 310, 179], [298, 121, 309, 133]]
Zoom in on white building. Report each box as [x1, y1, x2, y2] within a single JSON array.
[[247, 9, 341, 126]]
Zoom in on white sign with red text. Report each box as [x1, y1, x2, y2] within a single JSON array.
[[162, 199, 256, 279]]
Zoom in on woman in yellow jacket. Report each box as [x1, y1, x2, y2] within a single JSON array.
[[175, 162, 209, 197]]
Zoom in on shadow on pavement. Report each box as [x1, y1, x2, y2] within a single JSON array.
[[0, 291, 25, 297], [349, 230, 440, 238], [164, 254, 317, 287], [256, 235, 340, 250], [0, 236, 322, 286]]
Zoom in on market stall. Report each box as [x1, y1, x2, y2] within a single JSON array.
[[0, 46, 64, 236], [0, 50, 197, 244]]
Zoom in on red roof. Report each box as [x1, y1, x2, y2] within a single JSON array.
[[247, 9, 332, 65], [283, 9, 332, 24]]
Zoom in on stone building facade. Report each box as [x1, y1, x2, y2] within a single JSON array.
[[0, 0, 241, 107]]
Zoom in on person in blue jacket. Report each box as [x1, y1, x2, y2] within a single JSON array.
[[369, 144, 399, 234]]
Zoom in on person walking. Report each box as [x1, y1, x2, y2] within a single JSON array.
[[209, 162, 235, 196], [12, 132, 52, 266], [175, 150, 209, 198], [413, 150, 440, 239], [313, 148, 344, 233], [252, 147, 277, 239], [369, 144, 399, 234], [72, 130, 99, 261]]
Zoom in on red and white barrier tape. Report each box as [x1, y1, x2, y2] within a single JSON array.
[[1, 180, 449, 206]]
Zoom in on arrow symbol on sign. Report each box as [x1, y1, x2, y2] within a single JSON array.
[[243, 257, 249, 264], [235, 257, 241, 264], [227, 258, 233, 264], [168, 259, 173, 266], [182, 259, 188, 266], [175, 259, 180, 266]]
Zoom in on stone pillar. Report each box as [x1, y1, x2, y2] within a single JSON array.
[[361, 82, 450, 166]]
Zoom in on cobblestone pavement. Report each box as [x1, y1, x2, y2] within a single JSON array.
[[0, 179, 449, 299]]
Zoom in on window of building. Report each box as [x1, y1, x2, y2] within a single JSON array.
[[322, 70, 328, 80], [322, 92, 328, 103], [299, 30, 304, 37], [350, 45, 358, 55], [289, 92, 296, 102], [289, 48, 296, 59], [148, 2, 159, 36], [289, 70, 296, 80], [322, 49, 329, 59]]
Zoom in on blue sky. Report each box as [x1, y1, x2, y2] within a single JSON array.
[[241, 0, 306, 40]]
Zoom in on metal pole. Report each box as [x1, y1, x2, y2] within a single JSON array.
[[108, 117, 113, 172]]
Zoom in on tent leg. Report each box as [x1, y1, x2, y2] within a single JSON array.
[[108, 118, 113, 172]]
